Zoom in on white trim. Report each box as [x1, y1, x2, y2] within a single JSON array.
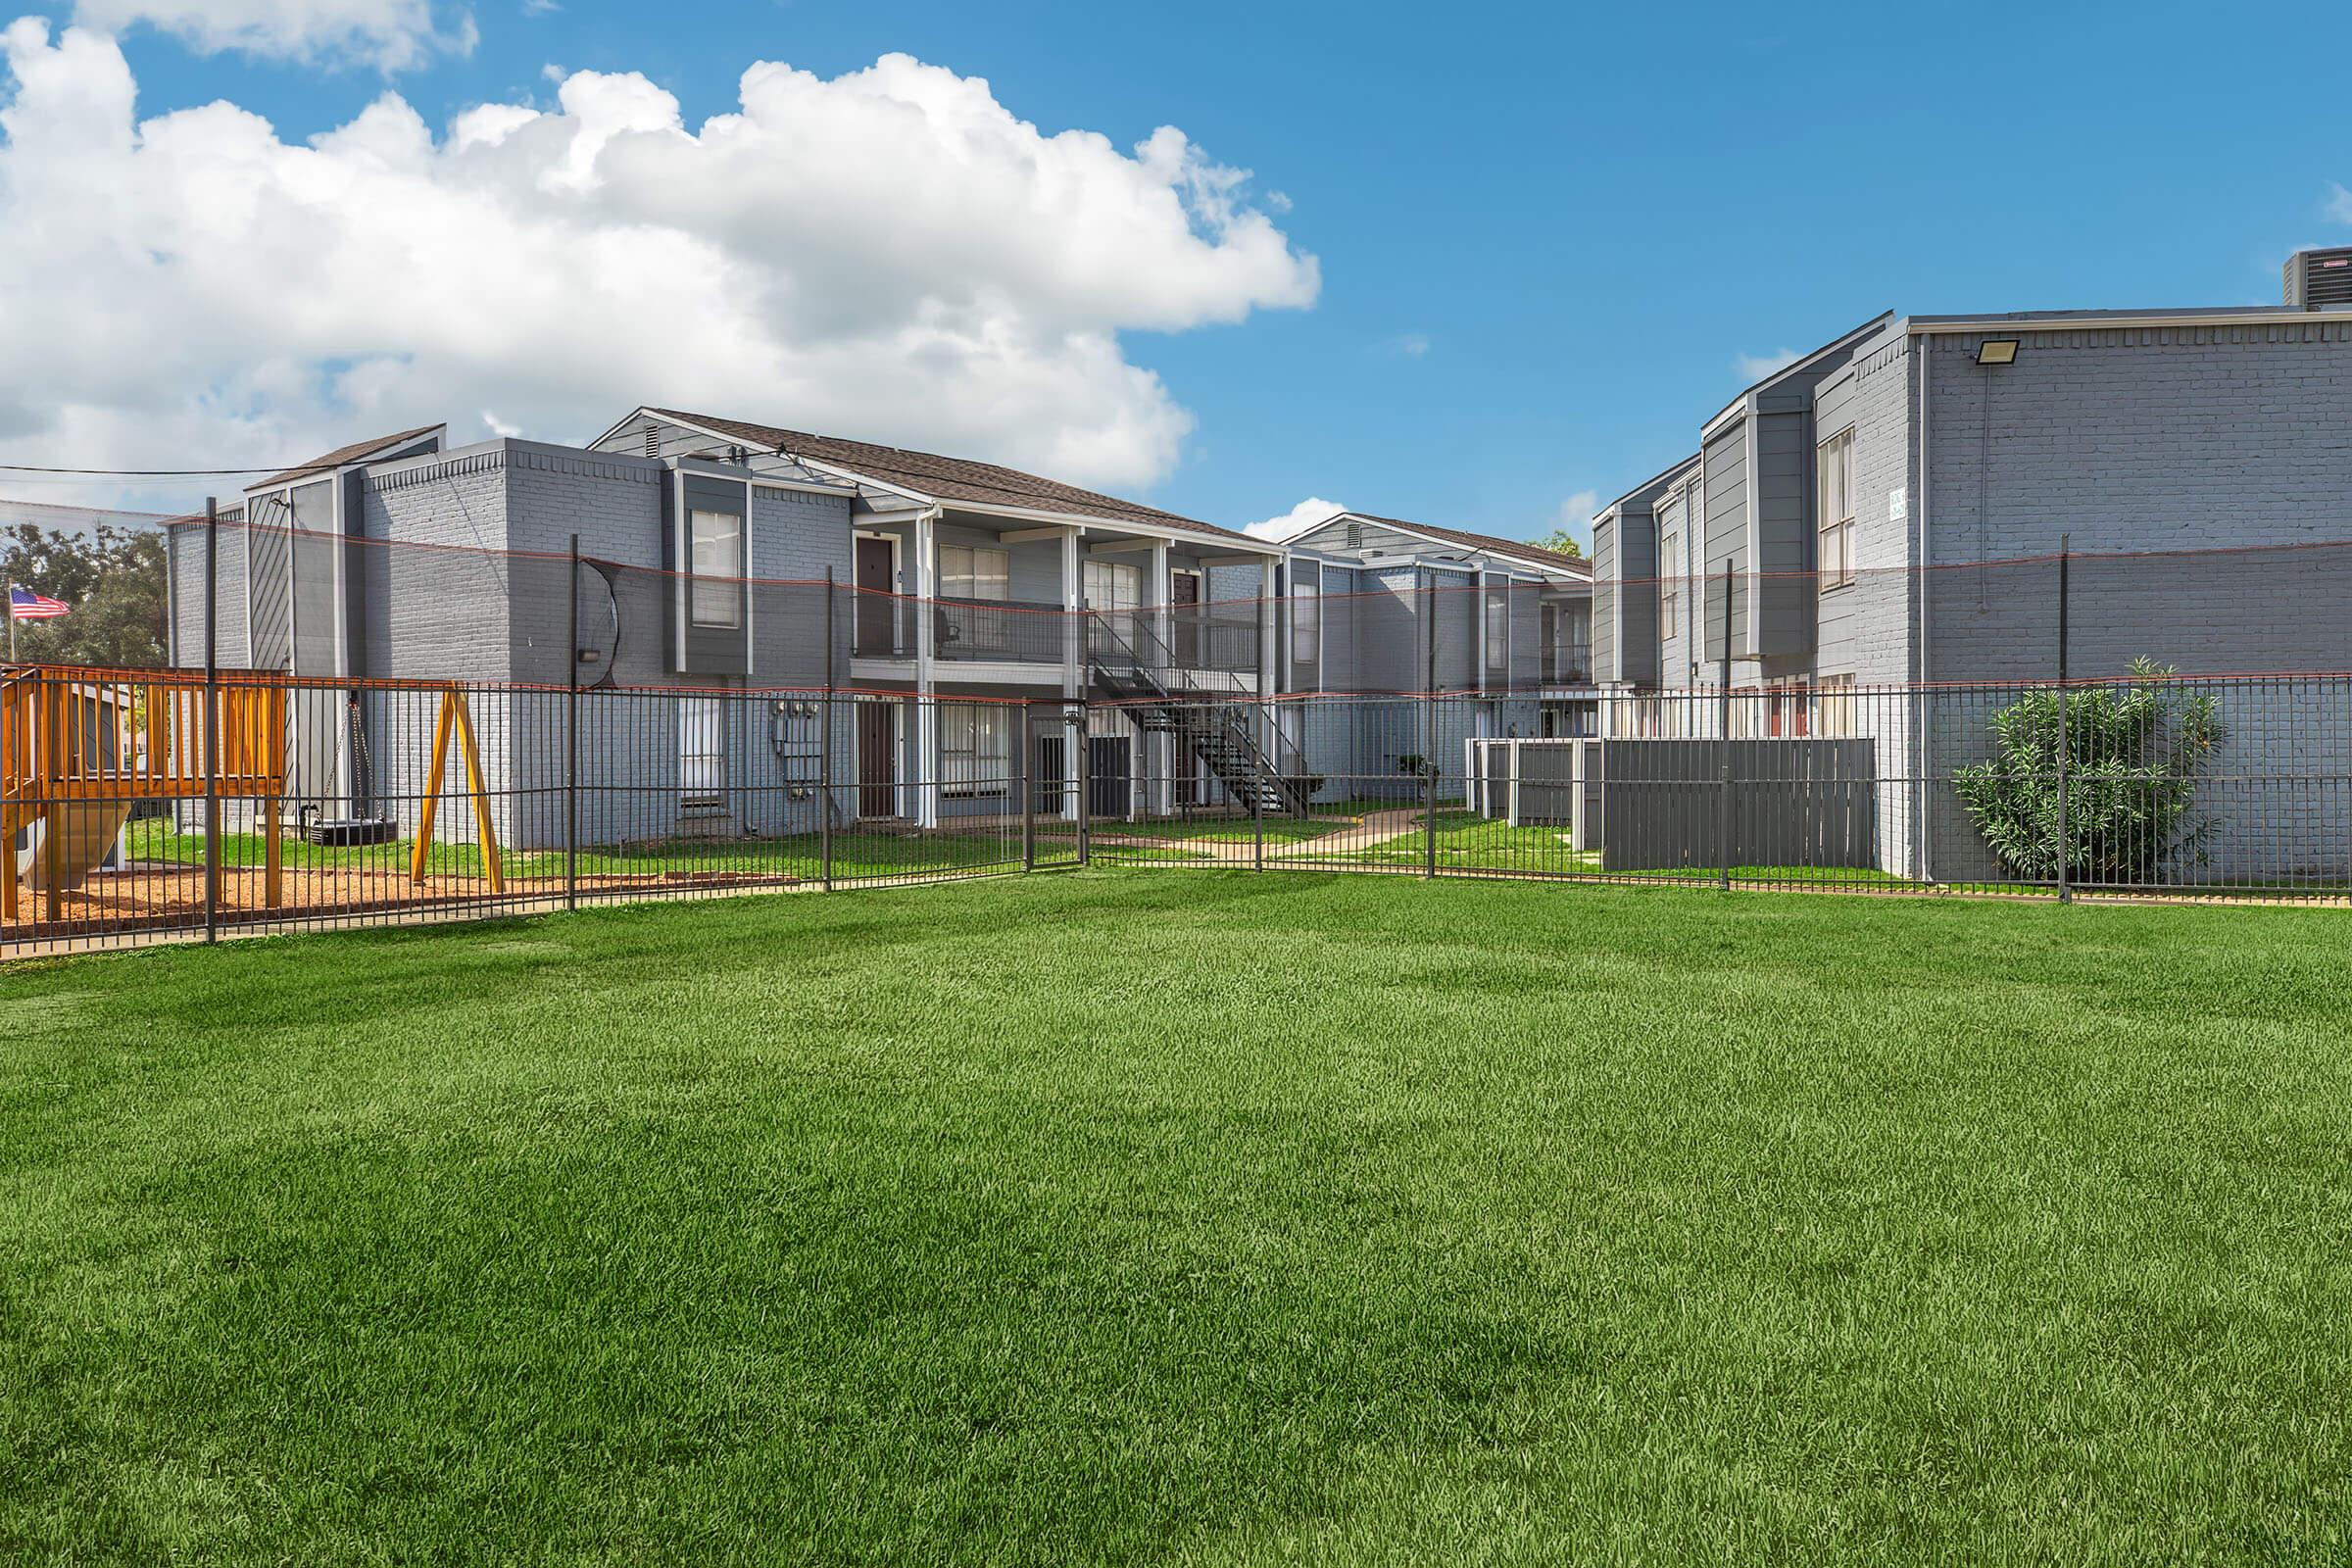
[[1905, 310, 2352, 334], [1296, 513, 1589, 580], [1741, 410, 1759, 661], [241, 425, 448, 496], [944, 497, 1275, 553], [674, 453, 858, 499], [1000, 523, 1080, 544]]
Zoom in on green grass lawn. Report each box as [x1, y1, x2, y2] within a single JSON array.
[[125, 818, 1102, 884], [4, 873, 2349, 1563]]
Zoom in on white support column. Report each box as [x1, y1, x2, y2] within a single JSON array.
[[912, 508, 941, 828], [1148, 539, 1172, 815], [1258, 555, 1281, 777], [1061, 527, 1083, 822]]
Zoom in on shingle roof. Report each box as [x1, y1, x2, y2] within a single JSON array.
[[250, 425, 443, 492], [647, 409, 1255, 544], [1343, 514, 1592, 576]]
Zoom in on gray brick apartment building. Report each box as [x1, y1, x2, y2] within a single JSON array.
[[163, 410, 1587, 848], [1590, 245, 2352, 879]]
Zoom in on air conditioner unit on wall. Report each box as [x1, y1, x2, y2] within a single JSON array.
[[2283, 246, 2352, 309]]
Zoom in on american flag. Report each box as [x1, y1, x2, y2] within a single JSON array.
[[8, 585, 70, 620]]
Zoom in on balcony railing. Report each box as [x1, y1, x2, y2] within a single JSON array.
[[853, 593, 1262, 674], [1544, 643, 1593, 685]]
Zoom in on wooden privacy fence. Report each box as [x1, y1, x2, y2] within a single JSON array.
[[1597, 738, 1880, 872]]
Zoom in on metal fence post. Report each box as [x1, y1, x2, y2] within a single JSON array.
[[202, 497, 220, 945], [1717, 557, 1733, 893], [1020, 701, 1036, 872], [1075, 701, 1092, 866], [1253, 758, 1265, 872], [821, 567, 836, 893], [1422, 575, 1438, 880], [565, 533, 580, 913], [2055, 534, 2071, 905]]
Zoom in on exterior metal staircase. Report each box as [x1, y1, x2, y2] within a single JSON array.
[[1086, 613, 1315, 815]]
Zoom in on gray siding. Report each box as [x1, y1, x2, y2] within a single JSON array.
[[1699, 424, 1747, 662]]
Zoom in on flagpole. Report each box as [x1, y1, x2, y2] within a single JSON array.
[[6, 577, 15, 662]]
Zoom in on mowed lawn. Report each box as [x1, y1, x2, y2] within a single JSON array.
[[3, 875, 2349, 1565]]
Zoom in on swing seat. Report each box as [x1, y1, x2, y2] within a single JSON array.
[[303, 815, 398, 847]]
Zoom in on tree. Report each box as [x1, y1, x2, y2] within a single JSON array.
[[2, 521, 170, 668], [1531, 529, 1585, 560], [1952, 659, 2222, 884]]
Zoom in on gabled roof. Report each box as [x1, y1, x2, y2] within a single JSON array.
[[1701, 313, 1896, 436], [1592, 454, 1701, 523], [250, 425, 444, 492], [1298, 512, 1591, 578], [634, 408, 1258, 545]]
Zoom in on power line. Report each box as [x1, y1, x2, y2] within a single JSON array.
[[0, 461, 319, 476]]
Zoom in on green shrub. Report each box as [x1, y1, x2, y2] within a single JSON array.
[[1952, 659, 2222, 883]]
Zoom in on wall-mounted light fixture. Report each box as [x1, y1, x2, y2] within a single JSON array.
[[1976, 338, 2020, 367]]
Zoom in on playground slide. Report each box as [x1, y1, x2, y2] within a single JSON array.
[[15, 802, 134, 890]]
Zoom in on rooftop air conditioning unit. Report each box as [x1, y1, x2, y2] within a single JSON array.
[[2283, 246, 2352, 309]]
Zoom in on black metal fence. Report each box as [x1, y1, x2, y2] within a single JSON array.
[[4, 666, 2345, 957]]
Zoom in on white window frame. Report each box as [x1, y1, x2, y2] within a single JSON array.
[[941, 702, 1011, 798], [939, 544, 1010, 601], [679, 696, 724, 806], [1660, 530, 1681, 639], [1817, 428, 1856, 591], [1817, 673, 1857, 737], [1083, 558, 1142, 612], [1291, 576, 1322, 670], [689, 507, 744, 628], [1484, 581, 1510, 675]]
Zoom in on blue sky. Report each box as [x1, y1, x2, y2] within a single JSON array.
[[13, 0, 2352, 541]]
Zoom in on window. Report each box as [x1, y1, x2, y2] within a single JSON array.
[[1083, 559, 1141, 611], [941, 703, 1010, 797], [1817, 429, 1856, 590], [939, 544, 1009, 601], [689, 509, 743, 627], [679, 697, 723, 805], [1766, 679, 1812, 738], [1292, 581, 1321, 665], [1660, 530, 1681, 638], [1485, 585, 1510, 671], [1817, 673, 1856, 737]]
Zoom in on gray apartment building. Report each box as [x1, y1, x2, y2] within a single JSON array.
[[1272, 512, 1592, 801], [164, 409, 1586, 847], [1590, 245, 2352, 878]]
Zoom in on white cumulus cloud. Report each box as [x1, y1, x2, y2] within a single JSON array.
[[2328, 183, 2352, 225], [1733, 347, 1801, 382], [0, 22, 1320, 507], [73, 0, 472, 73], [1245, 497, 1346, 541], [1555, 489, 1599, 529]]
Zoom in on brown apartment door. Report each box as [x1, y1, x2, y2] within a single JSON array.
[[855, 536, 896, 656], [858, 702, 897, 818], [1170, 569, 1202, 667]]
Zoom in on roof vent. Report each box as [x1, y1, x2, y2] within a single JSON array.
[[642, 420, 660, 458], [2283, 246, 2352, 309]]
